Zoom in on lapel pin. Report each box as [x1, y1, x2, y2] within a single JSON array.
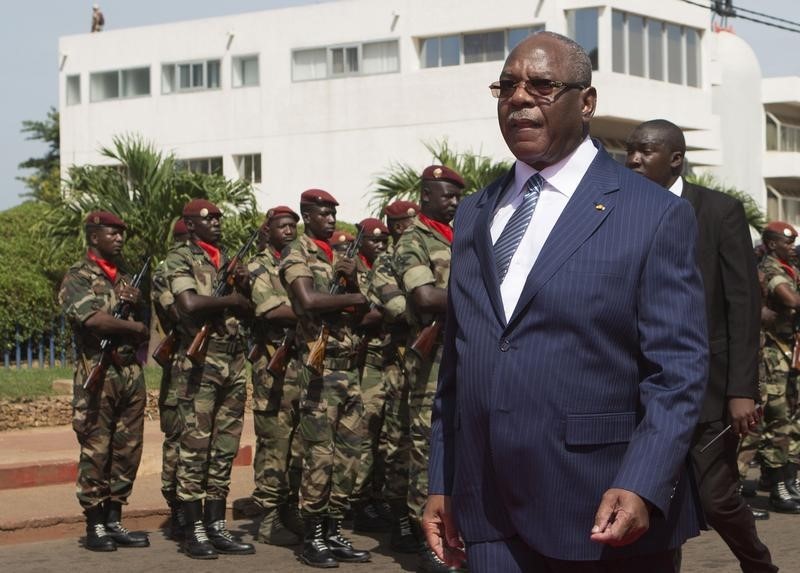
[[594, 203, 606, 211]]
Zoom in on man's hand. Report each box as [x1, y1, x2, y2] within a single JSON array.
[[334, 258, 358, 283], [233, 263, 251, 294], [422, 495, 466, 567], [590, 488, 650, 547], [132, 321, 150, 342], [728, 397, 760, 437], [115, 284, 141, 305]]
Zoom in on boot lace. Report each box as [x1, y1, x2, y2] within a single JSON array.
[[776, 482, 793, 500], [92, 523, 109, 538], [192, 521, 210, 543], [107, 521, 129, 534], [311, 523, 329, 551], [329, 522, 354, 547], [397, 515, 413, 538], [210, 519, 235, 541]]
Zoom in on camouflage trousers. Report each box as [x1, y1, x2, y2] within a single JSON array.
[[176, 347, 247, 502], [351, 360, 388, 503], [405, 346, 442, 520], [159, 362, 182, 501], [251, 355, 303, 510], [379, 355, 410, 505], [72, 361, 145, 509], [757, 343, 800, 469], [738, 360, 768, 479], [297, 359, 365, 519]]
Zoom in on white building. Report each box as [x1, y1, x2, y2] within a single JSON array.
[[58, 0, 800, 225]]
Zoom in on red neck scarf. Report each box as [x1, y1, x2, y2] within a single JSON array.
[[359, 253, 372, 270], [195, 240, 221, 270], [273, 249, 282, 260], [87, 251, 118, 283], [311, 238, 334, 263], [778, 257, 797, 281], [418, 213, 454, 244]]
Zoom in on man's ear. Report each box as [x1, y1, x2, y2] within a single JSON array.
[[670, 151, 685, 173], [420, 186, 430, 205], [184, 217, 195, 233], [87, 229, 99, 247], [581, 86, 597, 121]]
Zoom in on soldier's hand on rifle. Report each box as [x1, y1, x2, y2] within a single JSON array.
[[132, 321, 150, 342], [233, 263, 251, 295], [334, 258, 358, 285], [115, 284, 141, 305]]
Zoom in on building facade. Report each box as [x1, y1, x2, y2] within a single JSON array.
[[58, 0, 800, 225]]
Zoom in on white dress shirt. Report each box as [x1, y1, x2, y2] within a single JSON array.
[[490, 136, 598, 322], [669, 176, 684, 197]]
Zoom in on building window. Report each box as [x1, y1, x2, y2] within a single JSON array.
[[685, 28, 700, 87], [507, 26, 542, 52], [421, 26, 544, 69], [233, 55, 259, 87], [421, 35, 460, 68], [463, 31, 505, 64], [292, 40, 400, 81], [566, 8, 599, 70], [648, 20, 664, 81], [175, 156, 223, 175], [162, 59, 221, 94], [66, 75, 81, 105], [235, 153, 261, 184], [90, 67, 150, 102]]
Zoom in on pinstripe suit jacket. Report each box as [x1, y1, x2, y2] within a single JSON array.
[[428, 144, 709, 560]]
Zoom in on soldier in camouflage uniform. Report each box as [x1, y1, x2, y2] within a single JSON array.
[[151, 219, 190, 539], [60, 211, 150, 552], [366, 201, 422, 553], [164, 199, 255, 559], [350, 217, 391, 532], [758, 221, 800, 513], [247, 206, 304, 545], [394, 166, 464, 573], [280, 189, 372, 568]]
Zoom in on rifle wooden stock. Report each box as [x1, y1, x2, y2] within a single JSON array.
[[409, 320, 441, 361], [247, 341, 265, 364], [305, 326, 329, 375], [152, 330, 177, 368], [267, 337, 292, 378], [186, 324, 211, 366], [793, 332, 800, 372], [83, 351, 112, 391]]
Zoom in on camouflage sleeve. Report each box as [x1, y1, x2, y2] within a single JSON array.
[[761, 258, 793, 293], [165, 249, 198, 296], [151, 263, 175, 312], [59, 269, 101, 325], [249, 258, 289, 318], [280, 239, 313, 285], [394, 230, 435, 292], [368, 254, 406, 321]]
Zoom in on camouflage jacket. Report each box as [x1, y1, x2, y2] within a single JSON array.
[[163, 240, 243, 347], [151, 258, 176, 334], [760, 253, 800, 340], [248, 247, 292, 345], [367, 245, 411, 347], [280, 234, 360, 353], [356, 256, 386, 363], [59, 255, 141, 362], [393, 217, 451, 328]]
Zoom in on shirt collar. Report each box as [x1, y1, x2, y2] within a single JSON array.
[[511, 136, 598, 200], [669, 176, 684, 197]]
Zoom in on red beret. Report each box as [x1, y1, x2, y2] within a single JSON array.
[[421, 165, 465, 188], [85, 211, 127, 229], [358, 218, 389, 238], [182, 199, 222, 217], [265, 205, 300, 223], [764, 221, 798, 239], [384, 201, 420, 220], [172, 219, 188, 236], [333, 231, 354, 244], [300, 189, 339, 206]]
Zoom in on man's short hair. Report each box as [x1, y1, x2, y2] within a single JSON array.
[[523, 31, 592, 86], [630, 119, 687, 154]]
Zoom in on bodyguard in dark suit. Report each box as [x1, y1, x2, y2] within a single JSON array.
[[422, 33, 708, 572], [626, 119, 776, 572]]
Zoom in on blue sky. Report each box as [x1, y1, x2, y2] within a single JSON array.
[[1, 0, 798, 211]]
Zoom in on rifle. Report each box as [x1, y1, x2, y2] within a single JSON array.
[[186, 229, 259, 366], [267, 331, 294, 378], [409, 319, 442, 362], [152, 329, 178, 368], [793, 314, 800, 372], [305, 225, 365, 374], [84, 256, 152, 392]]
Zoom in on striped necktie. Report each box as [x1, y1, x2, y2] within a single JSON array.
[[494, 173, 544, 283]]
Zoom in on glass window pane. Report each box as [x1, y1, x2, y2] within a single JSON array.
[[161, 65, 175, 94], [253, 154, 261, 183], [363, 40, 399, 74], [667, 24, 682, 84], [628, 15, 645, 77], [210, 157, 223, 175], [121, 67, 150, 97], [440, 35, 459, 66], [612, 10, 625, 73], [192, 63, 204, 88], [346, 46, 359, 73], [66, 75, 81, 105], [179, 64, 191, 89], [331, 48, 344, 75], [90, 71, 119, 101], [648, 20, 664, 80], [422, 37, 440, 68], [293, 48, 327, 80], [508, 26, 541, 52], [463, 32, 505, 64], [486, 31, 505, 62], [242, 56, 259, 86], [686, 28, 700, 87], [207, 60, 220, 88], [567, 8, 599, 70], [189, 159, 207, 174]]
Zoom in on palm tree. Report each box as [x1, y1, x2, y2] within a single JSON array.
[[685, 172, 766, 232], [369, 139, 511, 215]]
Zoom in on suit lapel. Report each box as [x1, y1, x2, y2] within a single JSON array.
[[505, 149, 620, 330], [681, 181, 701, 212], [474, 169, 514, 327]]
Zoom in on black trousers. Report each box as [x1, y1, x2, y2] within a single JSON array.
[[688, 420, 777, 573]]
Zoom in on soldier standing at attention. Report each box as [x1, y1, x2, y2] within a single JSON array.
[[350, 217, 392, 532], [60, 211, 150, 551], [759, 221, 800, 513], [248, 206, 305, 545], [151, 219, 190, 540], [394, 166, 464, 573], [165, 199, 255, 559], [280, 189, 372, 568]]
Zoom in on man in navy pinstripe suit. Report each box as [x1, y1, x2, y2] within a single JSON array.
[[422, 32, 709, 572]]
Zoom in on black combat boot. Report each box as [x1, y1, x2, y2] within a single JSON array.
[[767, 466, 800, 513], [785, 462, 800, 501], [389, 503, 421, 554], [167, 498, 186, 541], [352, 500, 391, 533], [84, 504, 116, 552], [281, 501, 305, 537], [104, 500, 150, 547], [258, 506, 301, 546], [183, 499, 218, 559], [204, 498, 255, 554], [418, 541, 467, 573], [301, 518, 338, 568], [323, 517, 370, 563]]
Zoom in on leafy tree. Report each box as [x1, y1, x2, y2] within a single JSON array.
[[17, 107, 61, 205], [685, 172, 766, 232], [369, 139, 512, 215]]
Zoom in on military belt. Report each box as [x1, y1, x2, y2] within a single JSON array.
[[364, 354, 384, 369], [323, 356, 356, 370], [208, 338, 246, 355]]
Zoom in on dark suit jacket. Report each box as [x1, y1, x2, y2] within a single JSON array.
[[428, 145, 709, 561], [681, 181, 761, 423]]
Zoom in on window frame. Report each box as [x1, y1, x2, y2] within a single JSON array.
[[89, 66, 151, 103], [232, 54, 260, 88], [161, 58, 222, 94], [291, 38, 401, 82], [234, 153, 262, 184], [66, 74, 81, 105], [420, 25, 545, 70]]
